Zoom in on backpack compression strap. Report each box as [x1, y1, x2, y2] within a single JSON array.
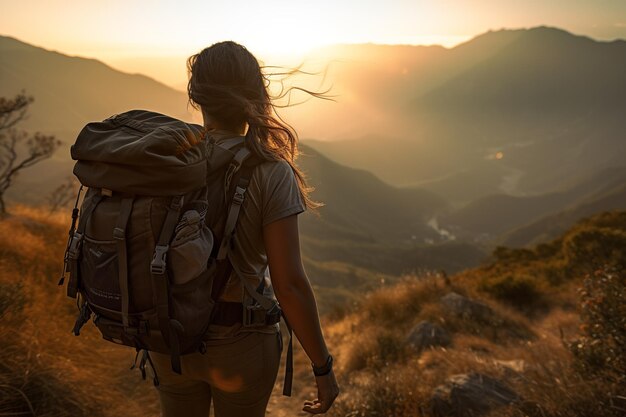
[[59, 185, 84, 286], [150, 195, 185, 374], [114, 197, 134, 329], [66, 192, 105, 299]]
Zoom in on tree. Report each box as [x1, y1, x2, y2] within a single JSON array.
[[0, 93, 61, 216]]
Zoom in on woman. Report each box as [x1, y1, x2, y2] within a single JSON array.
[[149, 41, 339, 417]]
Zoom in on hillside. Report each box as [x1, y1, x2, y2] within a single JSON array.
[[0, 207, 160, 417], [0, 35, 191, 204], [501, 181, 626, 247], [298, 144, 446, 244], [295, 145, 489, 292], [0, 35, 189, 134], [311, 210, 626, 416], [301, 27, 626, 203], [1, 207, 623, 416], [440, 166, 626, 241]]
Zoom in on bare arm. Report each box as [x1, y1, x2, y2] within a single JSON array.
[[263, 214, 339, 414], [263, 214, 329, 366]]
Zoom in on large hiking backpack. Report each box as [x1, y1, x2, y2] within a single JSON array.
[[60, 110, 292, 388]]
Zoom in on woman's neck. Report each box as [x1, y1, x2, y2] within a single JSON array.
[[206, 128, 244, 142]]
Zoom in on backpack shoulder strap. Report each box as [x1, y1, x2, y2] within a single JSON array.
[[210, 146, 262, 301], [215, 146, 252, 261]]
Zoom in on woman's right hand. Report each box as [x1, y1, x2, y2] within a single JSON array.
[[302, 370, 340, 414]]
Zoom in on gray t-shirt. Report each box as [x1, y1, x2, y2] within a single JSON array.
[[205, 134, 306, 342]]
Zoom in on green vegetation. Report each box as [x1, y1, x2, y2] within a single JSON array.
[[324, 210, 626, 416], [470, 211, 626, 311]]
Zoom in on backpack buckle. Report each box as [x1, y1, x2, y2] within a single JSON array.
[[150, 244, 169, 275], [242, 300, 281, 328], [265, 303, 282, 325], [113, 227, 125, 240], [67, 231, 84, 260], [243, 303, 267, 328], [232, 186, 246, 205]]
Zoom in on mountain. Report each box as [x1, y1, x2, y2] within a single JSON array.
[[500, 182, 626, 247], [440, 166, 626, 241], [301, 27, 626, 203], [296, 144, 485, 284], [0, 35, 191, 202], [298, 144, 446, 244], [0, 35, 189, 135]]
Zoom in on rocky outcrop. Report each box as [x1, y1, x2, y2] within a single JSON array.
[[429, 372, 520, 417], [406, 321, 452, 351], [440, 292, 495, 322]]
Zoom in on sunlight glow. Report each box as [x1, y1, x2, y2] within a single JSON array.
[[1, 0, 625, 88]]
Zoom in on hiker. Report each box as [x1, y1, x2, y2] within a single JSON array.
[[146, 41, 339, 416]]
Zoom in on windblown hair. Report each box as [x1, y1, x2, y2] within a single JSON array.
[[187, 41, 323, 210]]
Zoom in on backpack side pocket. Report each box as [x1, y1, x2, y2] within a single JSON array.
[[168, 207, 213, 285]]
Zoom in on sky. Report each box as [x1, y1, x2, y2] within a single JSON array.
[[2, 0, 625, 86]]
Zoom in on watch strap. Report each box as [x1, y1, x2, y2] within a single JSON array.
[[312, 354, 333, 376]]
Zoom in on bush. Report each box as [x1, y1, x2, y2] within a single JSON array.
[[479, 273, 544, 309], [570, 267, 626, 378], [344, 329, 407, 372], [493, 246, 535, 263], [562, 227, 626, 273]]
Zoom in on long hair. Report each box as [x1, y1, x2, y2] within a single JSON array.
[[187, 41, 324, 211]]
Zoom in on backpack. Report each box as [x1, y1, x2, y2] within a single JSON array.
[[60, 110, 293, 394]]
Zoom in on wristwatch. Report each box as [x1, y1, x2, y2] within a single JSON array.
[[312, 354, 333, 376]]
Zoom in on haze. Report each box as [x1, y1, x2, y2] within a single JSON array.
[[2, 0, 626, 88]]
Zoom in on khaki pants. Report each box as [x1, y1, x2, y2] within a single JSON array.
[[150, 331, 282, 417]]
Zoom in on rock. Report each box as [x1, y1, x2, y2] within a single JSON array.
[[406, 321, 452, 351], [440, 292, 494, 322], [493, 359, 526, 373], [429, 373, 520, 417]]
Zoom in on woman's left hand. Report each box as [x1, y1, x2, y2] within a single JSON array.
[[302, 370, 340, 414]]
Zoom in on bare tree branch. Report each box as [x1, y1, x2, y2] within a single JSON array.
[[0, 92, 33, 131], [0, 93, 60, 217]]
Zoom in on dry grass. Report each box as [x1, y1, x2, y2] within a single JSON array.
[[0, 205, 158, 417], [324, 296, 625, 417], [1, 205, 624, 417]]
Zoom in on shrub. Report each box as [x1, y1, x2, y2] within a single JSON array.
[[493, 246, 535, 263], [570, 267, 626, 378], [479, 273, 544, 309], [362, 275, 443, 325], [344, 328, 407, 372], [562, 227, 626, 274]]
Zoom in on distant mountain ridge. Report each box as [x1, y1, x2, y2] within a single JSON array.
[[440, 166, 626, 242], [0, 34, 191, 202], [301, 26, 626, 203], [0, 35, 189, 135]]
